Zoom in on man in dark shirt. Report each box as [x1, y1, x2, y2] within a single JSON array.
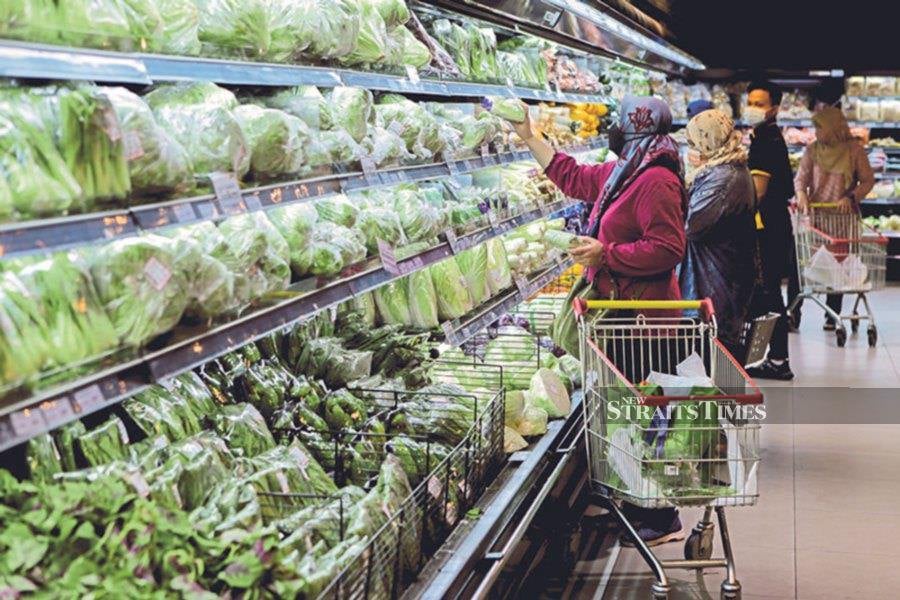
[[745, 81, 795, 380]]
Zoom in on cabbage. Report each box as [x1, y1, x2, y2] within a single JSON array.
[[524, 368, 570, 418], [374, 280, 410, 325], [387, 26, 430, 68], [504, 426, 528, 452], [262, 85, 327, 130], [431, 19, 471, 77], [315, 194, 357, 227], [371, 0, 410, 28], [394, 189, 445, 242], [145, 83, 250, 178], [89, 234, 189, 347], [544, 229, 580, 251], [364, 126, 412, 166], [294, 0, 360, 61], [505, 390, 525, 424], [340, 0, 390, 68], [429, 258, 473, 320], [324, 87, 373, 143], [153, 0, 202, 55], [195, 0, 304, 62], [268, 203, 319, 276], [459, 112, 501, 151], [455, 245, 490, 306], [234, 104, 309, 179], [217, 213, 291, 306], [166, 222, 236, 320], [482, 96, 526, 123], [375, 97, 443, 159], [99, 87, 193, 197], [356, 206, 407, 253], [406, 269, 439, 329], [486, 238, 513, 294], [302, 222, 367, 277], [515, 406, 548, 437]]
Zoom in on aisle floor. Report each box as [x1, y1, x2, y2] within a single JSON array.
[[591, 286, 900, 600]]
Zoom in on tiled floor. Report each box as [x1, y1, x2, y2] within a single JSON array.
[[599, 285, 900, 600]]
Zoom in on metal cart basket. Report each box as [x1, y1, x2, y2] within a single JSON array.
[[574, 298, 763, 600], [790, 203, 888, 347]]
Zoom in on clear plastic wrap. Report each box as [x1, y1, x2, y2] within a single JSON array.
[[393, 188, 445, 242], [195, 0, 305, 62], [233, 104, 310, 179], [455, 244, 490, 306], [469, 27, 499, 82], [340, 0, 390, 68], [371, 0, 410, 28], [217, 212, 291, 305], [293, 0, 360, 61], [375, 95, 444, 159], [99, 86, 194, 197], [363, 126, 413, 166], [406, 268, 439, 329], [428, 258, 474, 320], [89, 234, 190, 347], [374, 280, 411, 325], [315, 193, 358, 227], [386, 26, 431, 68], [324, 86, 374, 143], [302, 221, 367, 277], [355, 205, 408, 253], [431, 19, 471, 77], [268, 202, 319, 276], [262, 85, 325, 130], [166, 222, 237, 319]]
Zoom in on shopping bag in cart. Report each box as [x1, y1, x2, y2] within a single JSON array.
[[549, 276, 602, 358]]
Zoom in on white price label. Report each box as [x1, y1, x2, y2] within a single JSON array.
[[487, 211, 500, 229], [126, 471, 151, 497], [440, 320, 456, 341], [444, 229, 459, 253], [664, 464, 680, 477], [378, 239, 400, 275], [102, 108, 122, 142], [39, 399, 75, 429], [515, 276, 532, 297], [506, 77, 515, 89], [447, 160, 462, 176], [387, 120, 405, 136], [143, 257, 172, 291], [73, 384, 105, 413], [210, 172, 243, 211], [480, 144, 490, 158], [9, 407, 45, 437], [428, 475, 443, 499], [361, 157, 377, 175], [405, 65, 421, 84], [123, 131, 144, 160]]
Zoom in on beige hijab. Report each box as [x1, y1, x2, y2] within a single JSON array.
[[810, 106, 854, 188], [685, 109, 748, 186]]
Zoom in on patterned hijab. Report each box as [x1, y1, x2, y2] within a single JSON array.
[[593, 95, 683, 229], [810, 106, 854, 188], [685, 108, 748, 186]]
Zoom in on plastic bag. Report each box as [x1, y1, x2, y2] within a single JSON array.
[[482, 96, 526, 123], [431, 19, 471, 77], [341, 0, 390, 68], [263, 85, 326, 130], [393, 189, 445, 242], [217, 212, 292, 304], [26, 433, 63, 483], [485, 238, 513, 294], [374, 280, 411, 325], [89, 234, 189, 346], [375, 96, 443, 159], [79, 416, 129, 466], [195, 0, 304, 62], [323, 87, 374, 143], [455, 245, 490, 306], [406, 269, 439, 329], [212, 403, 275, 457], [268, 203, 319, 276], [469, 27, 499, 82], [294, 0, 360, 61], [315, 194, 358, 227], [234, 104, 309, 179], [302, 221, 367, 276], [386, 26, 430, 68], [166, 221, 237, 319], [429, 258, 474, 320], [356, 205, 408, 253]]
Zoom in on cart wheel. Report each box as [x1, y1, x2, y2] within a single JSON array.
[[721, 581, 741, 600], [836, 328, 847, 347], [851, 314, 859, 333], [684, 527, 714, 560], [868, 327, 878, 347]]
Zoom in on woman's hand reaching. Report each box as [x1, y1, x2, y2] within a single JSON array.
[[511, 103, 535, 141], [569, 237, 605, 269], [507, 102, 554, 169]]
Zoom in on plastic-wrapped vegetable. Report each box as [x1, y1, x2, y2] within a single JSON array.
[[455, 245, 490, 306], [469, 27, 499, 82], [387, 26, 430, 68], [315, 194, 357, 227], [54, 420, 86, 471], [356, 205, 407, 253], [324, 87, 374, 144], [431, 19, 470, 77], [429, 258, 474, 320], [212, 403, 275, 457], [301, 222, 367, 277], [486, 238, 513, 294], [371, 0, 410, 28], [374, 280, 410, 326], [263, 85, 326, 130], [393, 189, 444, 241], [167, 222, 237, 319], [363, 126, 412, 166], [482, 96, 526, 123], [57, 0, 132, 50], [374, 97, 442, 159], [406, 269, 439, 329], [293, 0, 360, 61], [146, 0, 202, 55], [234, 104, 309, 179], [459, 112, 501, 151], [195, 0, 304, 62], [145, 83, 250, 179], [90, 234, 189, 346], [268, 203, 319, 276], [99, 86, 193, 197], [79, 416, 129, 466], [524, 368, 570, 418], [341, 0, 390, 68], [515, 405, 548, 436], [217, 213, 291, 304], [26, 433, 63, 483]]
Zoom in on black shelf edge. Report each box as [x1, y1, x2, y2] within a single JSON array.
[[441, 257, 573, 347], [0, 202, 577, 452], [0, 40, 609, 104], [0, 140, 604, 259]]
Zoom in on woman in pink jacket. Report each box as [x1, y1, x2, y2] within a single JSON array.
[[512, 95, 688, 547]]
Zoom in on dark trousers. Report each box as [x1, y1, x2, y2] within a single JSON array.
[[753, 217, 792, 361], [825, 294, 843, 321]]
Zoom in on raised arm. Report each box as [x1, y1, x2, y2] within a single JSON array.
[[604, 178, 686, 277]]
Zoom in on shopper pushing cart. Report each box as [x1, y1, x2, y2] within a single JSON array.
[[574, 298, 763, 600], [790, 202, 887, 346]]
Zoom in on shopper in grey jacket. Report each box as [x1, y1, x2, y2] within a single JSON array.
[[679, 109, 758, 359]]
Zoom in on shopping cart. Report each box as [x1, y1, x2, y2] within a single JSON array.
[[790, 203, 888, 347], [573, 298, 763, 600]]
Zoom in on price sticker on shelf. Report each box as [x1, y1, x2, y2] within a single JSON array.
[[515, 276, 532, 297], [506, 77, 516, 90], [405, 65, 421, 85], [210, 172, 243, 213], [172, 203, 196, 223], [40, 398, 75, 429], [196, 201, 219, 219], [447, 159, 462, 176], [9, 407, 45, 437], [487, 210, 500, 229], [73, 384, 105, 413], [440, 320, 457, 342], [480, 144, 491, 158], [444, 228, 460, 253], [377, 239, 400, 275]]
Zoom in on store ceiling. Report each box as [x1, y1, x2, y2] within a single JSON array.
[[616, 0, 897, 75]]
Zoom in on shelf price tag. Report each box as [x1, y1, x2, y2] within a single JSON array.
[[361, 157, 379, 186], [487, 210, 500, 229], [440, 321, 458, 345], [447, 160, 462, 176], [444, 228, 459, 253], [73, 384, 105, 413], [405, 65, 421, 85], [515, 276, 533, 298], [377, 240, 400, 275], [398, 255, 425, 275], [39, 398, 75, 429], [172, 203, 196, 223], [9, 407, 45, 437], [210, 172, 244, 214]]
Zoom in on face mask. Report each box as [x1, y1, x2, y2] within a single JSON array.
[[744, 106, 768, 126], [608, 124, 625, 154]]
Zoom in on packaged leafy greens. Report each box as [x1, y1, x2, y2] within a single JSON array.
[[459, 112, 502, 152], [54, 420, 87, 471], [234, 104, 309, 179], [485, 238, 513, 294], [89, 234, 190, 347], [166, 222, 237, 319], [431, 19, 471, 77], [293, 0, 360, 61], [217, 213, 291, 306], [145, 82, 250, 179], [262, 85, 326, 130], [315, 194, 357, 227], [371, 0, 410, 28], [429, 258, 474, 320], [301, 222, 366, 277], [393, 188, 445, 242], [143, 0, 202, 55], [405, 269, 439, 329], [482, 96, 526, 123], [386, 26, 430, 68], [374, 280, 411, 326], [355, 205, 407, 253], [374, 96, 443, 160], [212, 403, 275, 457], [99, 86, 194, 197], [469, 27, 499, 82], [26, 433, 63, 483], [195, 0, 305, 62], [79, 416, 129, 466], [455, 245, 490, 306], [324, 87, 374, 143], [268, 202, 319, 276], [340, 0, 391, 68]]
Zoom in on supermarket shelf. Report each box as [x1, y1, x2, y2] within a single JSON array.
[[874, 171, 900, 180], [0, 139, 604, 259], [0, 40, 607, 104], [440, 256, 573, 347], [0, 201, 576, 451], [674, 117, 900, 130], [862, 197, 900, 206], [845, 96, 900, 102]]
